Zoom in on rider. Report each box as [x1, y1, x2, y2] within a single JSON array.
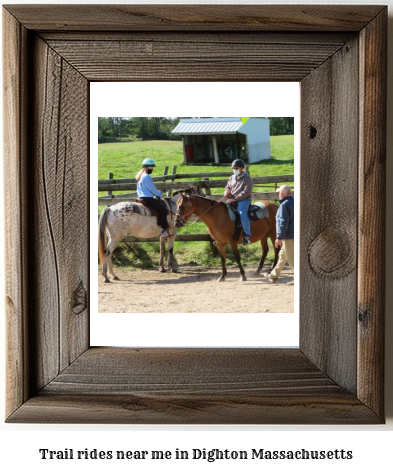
[[136, 158, 171, 238], [224, 159, 253, 245]]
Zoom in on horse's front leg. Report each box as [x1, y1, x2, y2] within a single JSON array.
[[216, 243, 228, 282], [159, 236, 166, 272], [230, 243, 247, 281], [167, 234, 178, 273]]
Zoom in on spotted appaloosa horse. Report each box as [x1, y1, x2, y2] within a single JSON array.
[[98, 186, 203, 283]]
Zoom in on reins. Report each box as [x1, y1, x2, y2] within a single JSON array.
[[176, 195, 225, 226]]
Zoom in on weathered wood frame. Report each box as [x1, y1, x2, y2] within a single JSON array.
[[3, 5, 386, 424]]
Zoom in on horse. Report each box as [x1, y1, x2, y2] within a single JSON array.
[[98, 186, 203, 283], [174, 193, 280, 282]]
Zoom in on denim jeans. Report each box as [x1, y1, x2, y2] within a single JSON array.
[[237, 198, 251, 237]]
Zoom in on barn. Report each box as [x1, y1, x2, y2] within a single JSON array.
[[172, 117, 271, 164]]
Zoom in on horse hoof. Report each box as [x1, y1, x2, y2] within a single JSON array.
[[217, 276, 225, 282], [103, 278, 111, 283], [240, 276, 247, 282], [112, 276, 120, 281], [159, 268, 167, 273]]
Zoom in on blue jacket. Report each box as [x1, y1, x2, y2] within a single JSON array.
[[137, 173, 163, 198], [276, 195, 294, 239]]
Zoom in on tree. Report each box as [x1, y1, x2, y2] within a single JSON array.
[[267, 117, 294, 135]]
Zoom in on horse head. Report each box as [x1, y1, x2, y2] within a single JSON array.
[[174, 193, 194, 228]]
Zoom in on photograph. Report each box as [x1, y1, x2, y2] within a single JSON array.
[[97, 116, 296, 315]]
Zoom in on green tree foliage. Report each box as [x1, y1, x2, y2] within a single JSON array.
[[267, 117, 294, 135], [98, 116, 294, 143], [98, 117, 182, 143]]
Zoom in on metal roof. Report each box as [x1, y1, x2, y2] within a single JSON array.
[[172, 118, 243, 135]]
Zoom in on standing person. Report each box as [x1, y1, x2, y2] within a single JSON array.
[[224, 159, 253, 245], [264, 185, 294, 285], [136, 158, 171, 238]]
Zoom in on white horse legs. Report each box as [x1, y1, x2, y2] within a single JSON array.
[[159, 237, 166, 272], [159, 235, 178, 273], [102, 239, 119, 283]]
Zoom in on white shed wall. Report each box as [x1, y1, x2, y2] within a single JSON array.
[[241, 118, 271, 163]]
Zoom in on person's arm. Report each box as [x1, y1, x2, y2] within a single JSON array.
[[224, 176, 232, 196], [144, 175, 163, 197], [232, 175, 252, 202], [276, 204, 289, 239]]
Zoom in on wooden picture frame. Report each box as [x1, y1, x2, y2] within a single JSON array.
[[3, 5, 386, 424]]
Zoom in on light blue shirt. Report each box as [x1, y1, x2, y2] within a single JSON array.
[[137, 172, 163, 198]]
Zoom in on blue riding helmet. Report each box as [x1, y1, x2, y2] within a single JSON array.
[[142, 158, 156, 167], [231, 159, 245, 168]]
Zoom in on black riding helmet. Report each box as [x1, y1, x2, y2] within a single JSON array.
[[231, 159, 245, 168]]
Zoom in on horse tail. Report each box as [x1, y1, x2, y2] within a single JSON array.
[[98, 207, 110, 265]]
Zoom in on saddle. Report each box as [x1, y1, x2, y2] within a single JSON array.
[[135, 198, 170, 227], [226, 202, 269, 221], [227, 202, 269, 242]]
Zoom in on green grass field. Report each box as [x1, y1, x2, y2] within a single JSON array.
[[98, 136, 294, 269], [98, 135, 294, 180]]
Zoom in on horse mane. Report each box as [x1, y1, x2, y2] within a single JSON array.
[[183, 193, 217, 203]]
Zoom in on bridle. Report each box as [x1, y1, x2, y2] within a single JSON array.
[[166, 186, 202, 218], [175, 195, 195, 227], [175, 194, 222, 227]]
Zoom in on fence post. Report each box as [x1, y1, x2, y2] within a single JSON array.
[[168, 165, 177, 196], [203, 177, 211, 196], [107, 172, 113, 198], [170, 165, 177, 181]]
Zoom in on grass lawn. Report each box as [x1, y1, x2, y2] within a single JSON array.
[[98, 135, 294, 180]]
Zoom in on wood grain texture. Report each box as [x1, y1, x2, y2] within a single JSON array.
[[3, 9, 30, 417], [3, 4, 384, 31], [358, 9, 387, 417], [300, 36, 359, 394], [29, 36, 90, 388], [7, 348, 379, 424], [46, 35, 349, 82], [3, 5, 386, 424]]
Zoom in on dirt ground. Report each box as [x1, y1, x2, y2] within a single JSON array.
[[98, 265, 294, 313]]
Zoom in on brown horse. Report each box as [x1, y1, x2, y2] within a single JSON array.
[[175, 194, 280, 282]]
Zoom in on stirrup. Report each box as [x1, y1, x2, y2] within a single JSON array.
[[242, 235, 251, 245]]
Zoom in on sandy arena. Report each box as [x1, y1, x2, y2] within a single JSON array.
[[98, 265, 294, 313]]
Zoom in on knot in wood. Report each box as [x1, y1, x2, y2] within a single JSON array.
[[73, 281, 87, 315], [308, 228, 355, 279], [309, 125, 317, 139]]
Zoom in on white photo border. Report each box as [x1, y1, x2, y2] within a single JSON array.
[[90, 82, 300, 348]]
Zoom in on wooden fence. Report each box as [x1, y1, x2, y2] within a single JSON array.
[[98, 167, 294, 205], [98, 169, 294, 243]]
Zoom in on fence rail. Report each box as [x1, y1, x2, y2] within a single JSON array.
[[98, 171, 294, 244], [99, 191, 288, 206], [98, 174, 294, 192]]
